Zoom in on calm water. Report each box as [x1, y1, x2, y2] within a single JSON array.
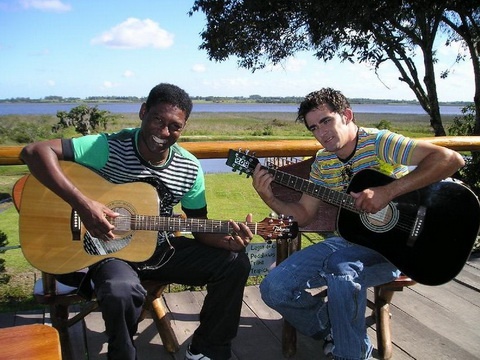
[[0, 102, 465, 116]]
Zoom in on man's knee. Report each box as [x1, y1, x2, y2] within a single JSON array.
[[259, 271, 287, 308], [97, 278, 146, 309], [231, 251, 251, 280]]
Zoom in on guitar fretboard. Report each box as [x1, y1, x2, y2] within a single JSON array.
[[130, 217, 236, 233], [266, 167, 359, 213]]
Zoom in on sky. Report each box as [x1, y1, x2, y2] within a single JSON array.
[[0, 0, 475, 102]]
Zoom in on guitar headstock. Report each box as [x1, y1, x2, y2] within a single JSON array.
[[226, 149, 260, 177], [257, 216, 299, 241]]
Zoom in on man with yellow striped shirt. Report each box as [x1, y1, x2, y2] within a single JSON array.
[[252, 87, 464, 360]]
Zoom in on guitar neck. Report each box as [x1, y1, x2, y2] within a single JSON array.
[[126, 216, 256, 235], [265, 166, 357, 212]]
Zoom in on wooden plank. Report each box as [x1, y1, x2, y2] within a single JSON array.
[[412, 281, 480, 326], [162, 289, 203, 359], [388, 305, 480, 359], [0, 324, 62, 360], [389, 284, 480, 359], [233, 286, 284, 359], [3, 136, 480, 164], [84, 310, 108, 360], [84, 309, 178, 360], [457, 254, 480, 289], [5, 277, 480, 360], [13, 310, 45, 326]]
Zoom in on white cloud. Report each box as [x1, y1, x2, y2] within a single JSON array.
[[123, 70, 135, 78], [47, 80, 55, 87], [102, 81, 115, 89], [91, 18, 174, 50], [192, 64, 206, 73], [19, 0, 71, 12]]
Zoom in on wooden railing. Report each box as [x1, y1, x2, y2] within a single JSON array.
[[2, 136, 480, 166]]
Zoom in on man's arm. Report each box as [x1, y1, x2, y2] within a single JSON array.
[[351, 141, 465, 214], [20, 140, 118, 239], [252, 163, 321, 228]]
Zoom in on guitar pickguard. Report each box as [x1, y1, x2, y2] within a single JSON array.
[[83, 232, 134, 256]]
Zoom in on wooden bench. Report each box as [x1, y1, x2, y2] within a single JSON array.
[[0, 324, 62, 360], [270, 157, 416, 359]]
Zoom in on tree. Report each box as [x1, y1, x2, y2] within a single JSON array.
[[53, 105, 116, 136], [441, 2, 480, 134], [190, 0, 480, 136]]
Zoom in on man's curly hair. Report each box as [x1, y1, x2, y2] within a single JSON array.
[[296, 88, 352, 127], [145, 83, 193, 120]]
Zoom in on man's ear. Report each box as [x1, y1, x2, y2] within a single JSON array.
[[139, 103, 147, 120], [343, 108, 354, 123]]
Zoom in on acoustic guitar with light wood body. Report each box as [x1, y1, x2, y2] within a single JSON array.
[[17, 161, 298, 274]]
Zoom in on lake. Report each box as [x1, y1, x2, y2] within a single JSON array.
[[0, 102, 465, 116]]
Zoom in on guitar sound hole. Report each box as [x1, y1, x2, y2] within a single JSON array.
[[361, 203, 399, 233], [108, 202, 135, 236]]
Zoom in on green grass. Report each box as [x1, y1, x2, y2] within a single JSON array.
[[0, 111, 456, 145]]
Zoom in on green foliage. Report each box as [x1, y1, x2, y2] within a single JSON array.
[[54, 105, 119, 136], [0, 231, 10, 284], [448, 104, 479, 272], [448, 104, 476, 136], [0, 230, 8, 249], [448, 105, 480, 197], [374, 119, 392, 130]]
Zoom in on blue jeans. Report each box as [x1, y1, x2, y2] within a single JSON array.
[[260, 236, 400, 360]]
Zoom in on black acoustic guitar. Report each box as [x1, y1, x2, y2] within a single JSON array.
[[226, 149, 480, 285]]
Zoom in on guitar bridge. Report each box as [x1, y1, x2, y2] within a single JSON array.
[[71, 209, 81, 241], [407, 206, 426, 247]]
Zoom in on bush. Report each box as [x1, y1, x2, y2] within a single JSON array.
[[0, 230, 10, 285], [448, 105, 480, 253]]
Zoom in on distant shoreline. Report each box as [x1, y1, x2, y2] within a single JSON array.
[[0, 102, 465, 116], [0, 98, 472, 107]]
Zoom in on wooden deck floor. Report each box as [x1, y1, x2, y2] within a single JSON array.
[[1, 253, 479, 360]]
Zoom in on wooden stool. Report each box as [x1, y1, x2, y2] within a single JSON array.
[[0, 324, 62, 360]]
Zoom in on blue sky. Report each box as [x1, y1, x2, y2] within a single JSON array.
[[0, 0, 474, 101]]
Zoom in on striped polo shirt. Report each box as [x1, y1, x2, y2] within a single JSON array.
[[310, 127, 417, 191]]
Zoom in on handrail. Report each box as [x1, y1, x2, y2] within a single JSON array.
[[1, 136, 480, 165]]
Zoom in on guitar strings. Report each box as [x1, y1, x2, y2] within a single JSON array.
[[108, 215, 291, 238]]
